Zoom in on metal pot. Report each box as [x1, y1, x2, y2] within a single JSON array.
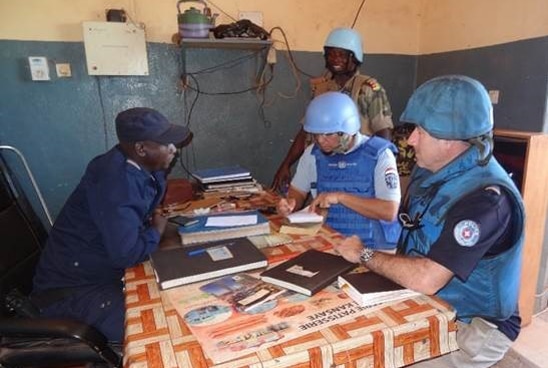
[[177, 0, 217, 39]]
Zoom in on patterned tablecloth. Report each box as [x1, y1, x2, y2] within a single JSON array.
[[123, 192, 458, 367]]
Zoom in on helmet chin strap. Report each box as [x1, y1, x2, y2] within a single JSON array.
[[467, 132, 494, 166], [332, 133, 354, 154]]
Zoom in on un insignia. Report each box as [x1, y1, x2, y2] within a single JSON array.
[[453, 220, 480, 247], [384, 167, 398, 189]]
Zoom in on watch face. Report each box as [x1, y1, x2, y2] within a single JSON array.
[[360, 248, 374, 263]]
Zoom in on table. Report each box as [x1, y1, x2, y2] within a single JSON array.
[[123, 192, 458, 367]]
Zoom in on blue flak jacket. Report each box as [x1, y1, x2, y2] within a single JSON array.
[[400, 146, 525, 322], [312, 136, 401, 250], [34, 145, 166, 291]]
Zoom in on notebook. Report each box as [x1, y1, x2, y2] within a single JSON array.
[[178, 211, 271, 245], [150, 237, 268, 290], [338, 272, 421, 307], [260, 249, 356, 296]]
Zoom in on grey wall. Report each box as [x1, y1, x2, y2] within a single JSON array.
[[1, 36, 546, 223], [0, 39, 415, 220], [417, 36, 548, 132]]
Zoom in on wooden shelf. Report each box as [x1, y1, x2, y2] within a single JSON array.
[[493, 129, 548, 326], [179, 37, 271, 50]]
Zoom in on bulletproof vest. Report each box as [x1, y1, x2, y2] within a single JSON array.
[[399, 147, 525, 321], [312, 137, 401, 250]]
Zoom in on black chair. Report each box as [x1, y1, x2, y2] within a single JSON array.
[[0, 149, 121, 368]]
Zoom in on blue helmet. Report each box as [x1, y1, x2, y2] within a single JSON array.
[[304, 92, 360, 135], [400, 75, 493, 140], [324, 28, 364, 63]]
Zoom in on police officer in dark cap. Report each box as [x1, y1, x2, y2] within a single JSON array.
[[32, 107, 192, 342]]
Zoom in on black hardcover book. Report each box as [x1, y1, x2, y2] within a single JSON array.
[[338, 272, 421, 307], [150, 237, 267, 290], [260, 249, 356, 296]]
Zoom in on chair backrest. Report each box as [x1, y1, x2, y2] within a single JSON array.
[[0, 155, 48, 318]]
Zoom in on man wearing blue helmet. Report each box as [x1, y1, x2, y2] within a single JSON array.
[[335, 75, 525, 367], [271, 27, 394, 192], [277, 92, 401, 251]]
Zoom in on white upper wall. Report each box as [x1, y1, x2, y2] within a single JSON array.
[[419, 0, 548, 54], [0, 0, 546, 54]]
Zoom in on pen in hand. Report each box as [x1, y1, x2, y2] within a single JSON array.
[[186, 242, 234, 257]]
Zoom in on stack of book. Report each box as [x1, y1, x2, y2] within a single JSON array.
[[338, 272, 421, 307], [192, 166, 263, 196]]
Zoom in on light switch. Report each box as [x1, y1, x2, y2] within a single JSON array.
[[28, 56, 50, 81]]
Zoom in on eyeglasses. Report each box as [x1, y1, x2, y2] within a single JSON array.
[[312, 132, 341, 140]]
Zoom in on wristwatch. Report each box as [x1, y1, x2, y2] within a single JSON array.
[[359, 247, 375, 264]]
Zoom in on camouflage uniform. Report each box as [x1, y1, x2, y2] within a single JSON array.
[[308, 71, 394, 137]]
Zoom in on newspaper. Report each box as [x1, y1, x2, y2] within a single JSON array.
[[166, 272, 383, 364]]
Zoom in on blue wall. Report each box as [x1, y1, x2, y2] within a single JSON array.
[[1, 37, 546, 223], [0, 39, 416, 221], [417, 36, 548, 132]]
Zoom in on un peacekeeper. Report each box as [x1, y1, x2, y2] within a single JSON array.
[[271, 27, 394, 192], [335, 75, 525, 367], [277, 92, 401, 250], [32, 107, 192, 342]]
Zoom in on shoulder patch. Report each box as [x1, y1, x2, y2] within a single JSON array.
[[453, 220, 481, 247], [384, 167, 399, 190], [364, 77, 381, 92]]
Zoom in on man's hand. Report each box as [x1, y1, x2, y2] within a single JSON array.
[[271, 163, 291, 193], [310, 192, 341, 212], [276, 197, 297, 217], [334, 235, 363, 264], [151, 213, 168, 236]]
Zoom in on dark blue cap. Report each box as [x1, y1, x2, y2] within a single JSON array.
[[115, 107, 191, 145]]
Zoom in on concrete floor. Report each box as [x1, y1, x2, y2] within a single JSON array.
[[494, 309, 548, 368]]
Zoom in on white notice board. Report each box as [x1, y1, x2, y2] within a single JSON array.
[[83, 21, 149, 76]]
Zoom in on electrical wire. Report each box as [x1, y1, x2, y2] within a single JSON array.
[[269, 27, 315, 79], [182, 48, 273, 96], [204, 0, 238, 22], [190, 50, 261, 75], [95, 76, 109, 150], [183, 74, 201, 127], [351, 0, 367, 28]]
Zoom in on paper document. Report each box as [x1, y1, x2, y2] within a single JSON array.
[[206, 214, 258, 227], [287, 206, 324, 224]]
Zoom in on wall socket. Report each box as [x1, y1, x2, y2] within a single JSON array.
[[56, 63, 72, 78], [267, 47, 276, 64], [488, 90, 500, 104]]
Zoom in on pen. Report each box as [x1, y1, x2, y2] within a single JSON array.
[[187, 248, 207, 257], [186, 242, 235, 257]]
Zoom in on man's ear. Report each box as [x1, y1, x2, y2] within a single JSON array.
[[134, 142, 147, 157]]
